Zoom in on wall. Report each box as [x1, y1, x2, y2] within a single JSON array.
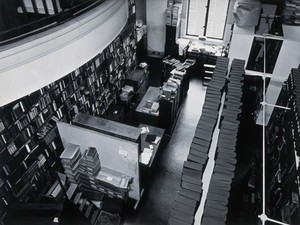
[[0, 0, 128, 107], [228, 25, 255, 65], [146, 0, 168, 56], [179, 0, 235, 45], [223, 0, 237, 45], [145, 0, 236, 57], [136, 0, 146, 23]]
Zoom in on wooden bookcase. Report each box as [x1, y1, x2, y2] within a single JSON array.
[[0, 0, 137, 221]]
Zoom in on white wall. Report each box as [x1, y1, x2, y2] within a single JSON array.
[[0, 0, 128, 107], [228, 25, 255, 65], [146, 0, 168, 56]]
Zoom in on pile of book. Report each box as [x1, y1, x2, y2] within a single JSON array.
[[166, 3, 182, 27], [95, 167, 132, 200], [120, 85, 134, 102], [60, 144, 132, 200], [77, 147, 101, 190], [161, 79, 179, 100], [60, 143, 82, 184]]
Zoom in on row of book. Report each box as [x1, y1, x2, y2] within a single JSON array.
[[2, 149, 52, 204], [65, 182, 121, 225], [168, 57, 229, 225], [291, 68, 300, 156], [202, 59, 245, 225]]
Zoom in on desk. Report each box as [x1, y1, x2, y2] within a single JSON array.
[[138, 124, 165, 168], [135, 87, 161, 126], [185, 42, 222, 78]]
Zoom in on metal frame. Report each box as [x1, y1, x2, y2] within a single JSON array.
[[248, 32, 290, 225]]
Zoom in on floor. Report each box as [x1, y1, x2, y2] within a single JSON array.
[[123, 57, 207, 225], [123, 58, 261, 225]]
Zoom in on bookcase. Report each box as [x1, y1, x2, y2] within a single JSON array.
[[282, 0, 300, 25], [0, 0, 137, 222], [263, 70, 300, 224], [165, 2, 182, 58]]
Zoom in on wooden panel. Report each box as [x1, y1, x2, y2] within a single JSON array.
[[57, 121, 140, 200]]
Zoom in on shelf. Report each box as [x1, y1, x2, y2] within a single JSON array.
[[0, 8, 138, 219]]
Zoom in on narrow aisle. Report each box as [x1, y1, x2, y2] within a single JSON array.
[[124, 75, 207, 225]]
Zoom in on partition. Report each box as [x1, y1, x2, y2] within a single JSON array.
[[57, 121, 141, 201]]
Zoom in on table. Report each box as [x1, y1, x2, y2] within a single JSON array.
[[135, 86, 161, 126], [138, 124, 165, 168]]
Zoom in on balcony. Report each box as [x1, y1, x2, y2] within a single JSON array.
[[0, 0, 129, 107], [0, 0, 106, 45]]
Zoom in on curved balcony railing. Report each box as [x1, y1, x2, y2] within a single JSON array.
[[0, 0, 106, 45]]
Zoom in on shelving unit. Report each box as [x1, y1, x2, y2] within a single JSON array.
[[263, 70, 300, 224], [282, 0, 300, 25], [186, 50, 218, 79], [165, 1, 182, 58], [0, 0, 137, 222]]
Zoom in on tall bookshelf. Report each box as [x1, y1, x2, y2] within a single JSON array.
[[0, 0, 136, 221], [264, 72, 300, 224]]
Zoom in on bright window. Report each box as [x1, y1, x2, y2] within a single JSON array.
[[186, 0, 230, 39]]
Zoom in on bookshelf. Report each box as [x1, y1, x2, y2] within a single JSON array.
[[0, 0, 137, 222], [282, 0, 300, 25], [165, 2, 182, 58], [263, 71, 300, 224]]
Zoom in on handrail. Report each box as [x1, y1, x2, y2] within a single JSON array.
[[0, 0, 105, 46]]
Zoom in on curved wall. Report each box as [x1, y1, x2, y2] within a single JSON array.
[[0, 0, 128, 107]]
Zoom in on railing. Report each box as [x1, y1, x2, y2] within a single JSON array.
[[0, 0, 105, 46]]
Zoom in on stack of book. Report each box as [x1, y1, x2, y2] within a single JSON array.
[[166, 6, 172, 25], [95, 167, 132, 200], [120, 85, 134, 102], [171, 4, 180, 27], [60, 143, 82, 184], [283, 0, 300, 25], [142, 100, 159, 114], [77, 147, 101, 190], [161, 80, 179, 100], [165, 3, 182, 27]]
